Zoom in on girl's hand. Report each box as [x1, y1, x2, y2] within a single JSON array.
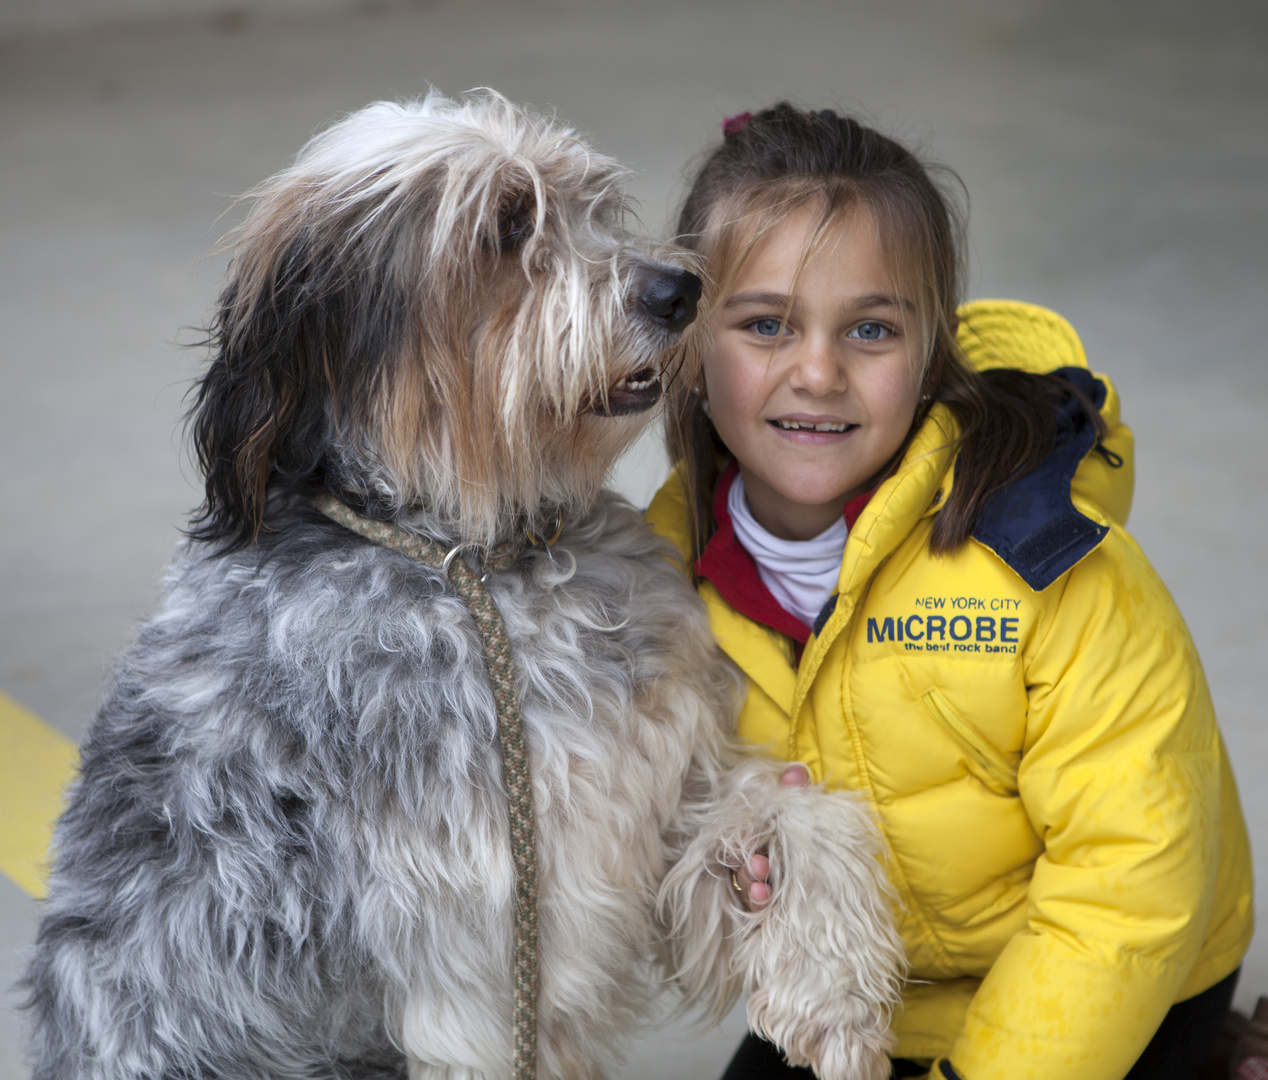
[[732, 764, 811, 909]]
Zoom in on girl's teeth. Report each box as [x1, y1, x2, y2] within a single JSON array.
[[776, 420, 848, 432]]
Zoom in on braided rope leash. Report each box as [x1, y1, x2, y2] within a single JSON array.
[[310, 493, 540, 1080]]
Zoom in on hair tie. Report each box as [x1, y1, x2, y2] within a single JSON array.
[[722, 112, 752, 138]]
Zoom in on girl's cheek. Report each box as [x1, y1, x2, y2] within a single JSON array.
[[869, 364, 921, 414]]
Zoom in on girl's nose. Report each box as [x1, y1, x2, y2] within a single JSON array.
[[787, 337, 847, 396]]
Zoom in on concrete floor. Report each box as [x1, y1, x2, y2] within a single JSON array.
[[1, 0, 1266, 1075]]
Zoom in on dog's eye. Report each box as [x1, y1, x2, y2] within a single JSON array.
[[496, 197, 535, 253]]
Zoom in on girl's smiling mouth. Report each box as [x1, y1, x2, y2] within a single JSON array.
[[769, 416, 857, 439]]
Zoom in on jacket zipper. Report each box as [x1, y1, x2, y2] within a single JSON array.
[[921, 688, 1019, 794]]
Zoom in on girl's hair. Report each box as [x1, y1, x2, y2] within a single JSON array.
[[667, 103, 1100, 563]]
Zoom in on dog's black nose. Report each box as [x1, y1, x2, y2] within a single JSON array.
[[637, 269, 702, 333]]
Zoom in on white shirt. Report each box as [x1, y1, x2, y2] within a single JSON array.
[[727, 473, 848, 629]]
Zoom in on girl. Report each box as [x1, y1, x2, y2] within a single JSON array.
[[646, 105, 1253, 1080]]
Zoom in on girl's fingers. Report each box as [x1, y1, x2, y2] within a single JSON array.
[[748, 851, 770, 881], [780, 762, 811, 786], [736, 766, 806, 908], [733, 851, 772, 908]]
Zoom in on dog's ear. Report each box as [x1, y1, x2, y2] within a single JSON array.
[[187, 232, 335, 551]]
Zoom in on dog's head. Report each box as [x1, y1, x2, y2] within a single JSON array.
[[189, 90, 702, 549]]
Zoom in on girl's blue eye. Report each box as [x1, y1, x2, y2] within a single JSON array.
[[750, 317, 786, 337], [850, 321, 892, 341]]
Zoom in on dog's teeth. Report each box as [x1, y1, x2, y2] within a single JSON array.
[[615, 372, 660, 391]]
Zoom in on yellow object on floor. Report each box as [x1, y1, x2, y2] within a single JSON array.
[[0, 689, 78, 898]]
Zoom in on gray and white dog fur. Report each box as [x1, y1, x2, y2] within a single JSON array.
[[24, 91, 904, 1080]]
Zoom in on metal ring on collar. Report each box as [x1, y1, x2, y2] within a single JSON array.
[[525, 508, 565, 548], [442, 542, 479, 574]]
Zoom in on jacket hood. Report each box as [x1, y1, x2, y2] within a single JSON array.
[[953, 298, 1134, 530]]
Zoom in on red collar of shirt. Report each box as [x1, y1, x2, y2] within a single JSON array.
[[693, 462, 873, 646]]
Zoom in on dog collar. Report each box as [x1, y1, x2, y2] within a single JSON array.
[[311, 493, 564, 579]]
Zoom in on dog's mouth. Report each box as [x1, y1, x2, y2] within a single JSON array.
[[591, 366, 663, 416]]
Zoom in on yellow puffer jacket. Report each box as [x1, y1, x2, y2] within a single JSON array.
[[647, 301, 1253, 1080]]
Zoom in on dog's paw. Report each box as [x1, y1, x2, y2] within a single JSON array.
[[748, 987, 894, 1080], [735, 781, 905, 1080]]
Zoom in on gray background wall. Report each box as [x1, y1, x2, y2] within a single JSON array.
[[2, 1, 1265, 1075]]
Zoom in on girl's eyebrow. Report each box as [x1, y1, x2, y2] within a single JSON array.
[[723, 290, 906, 310], [849, 293, 907, 311], [723, 290, 792, 310]]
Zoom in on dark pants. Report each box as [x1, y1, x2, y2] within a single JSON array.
[[720, 968, 1240, 1080]]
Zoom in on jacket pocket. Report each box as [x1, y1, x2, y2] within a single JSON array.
[[921, 688, 1019, 795]]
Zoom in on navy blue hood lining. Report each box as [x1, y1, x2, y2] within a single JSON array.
[[969, 367, 1110, 592]]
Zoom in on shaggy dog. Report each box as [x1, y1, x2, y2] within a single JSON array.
[[25, 92, 903, 1080]]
